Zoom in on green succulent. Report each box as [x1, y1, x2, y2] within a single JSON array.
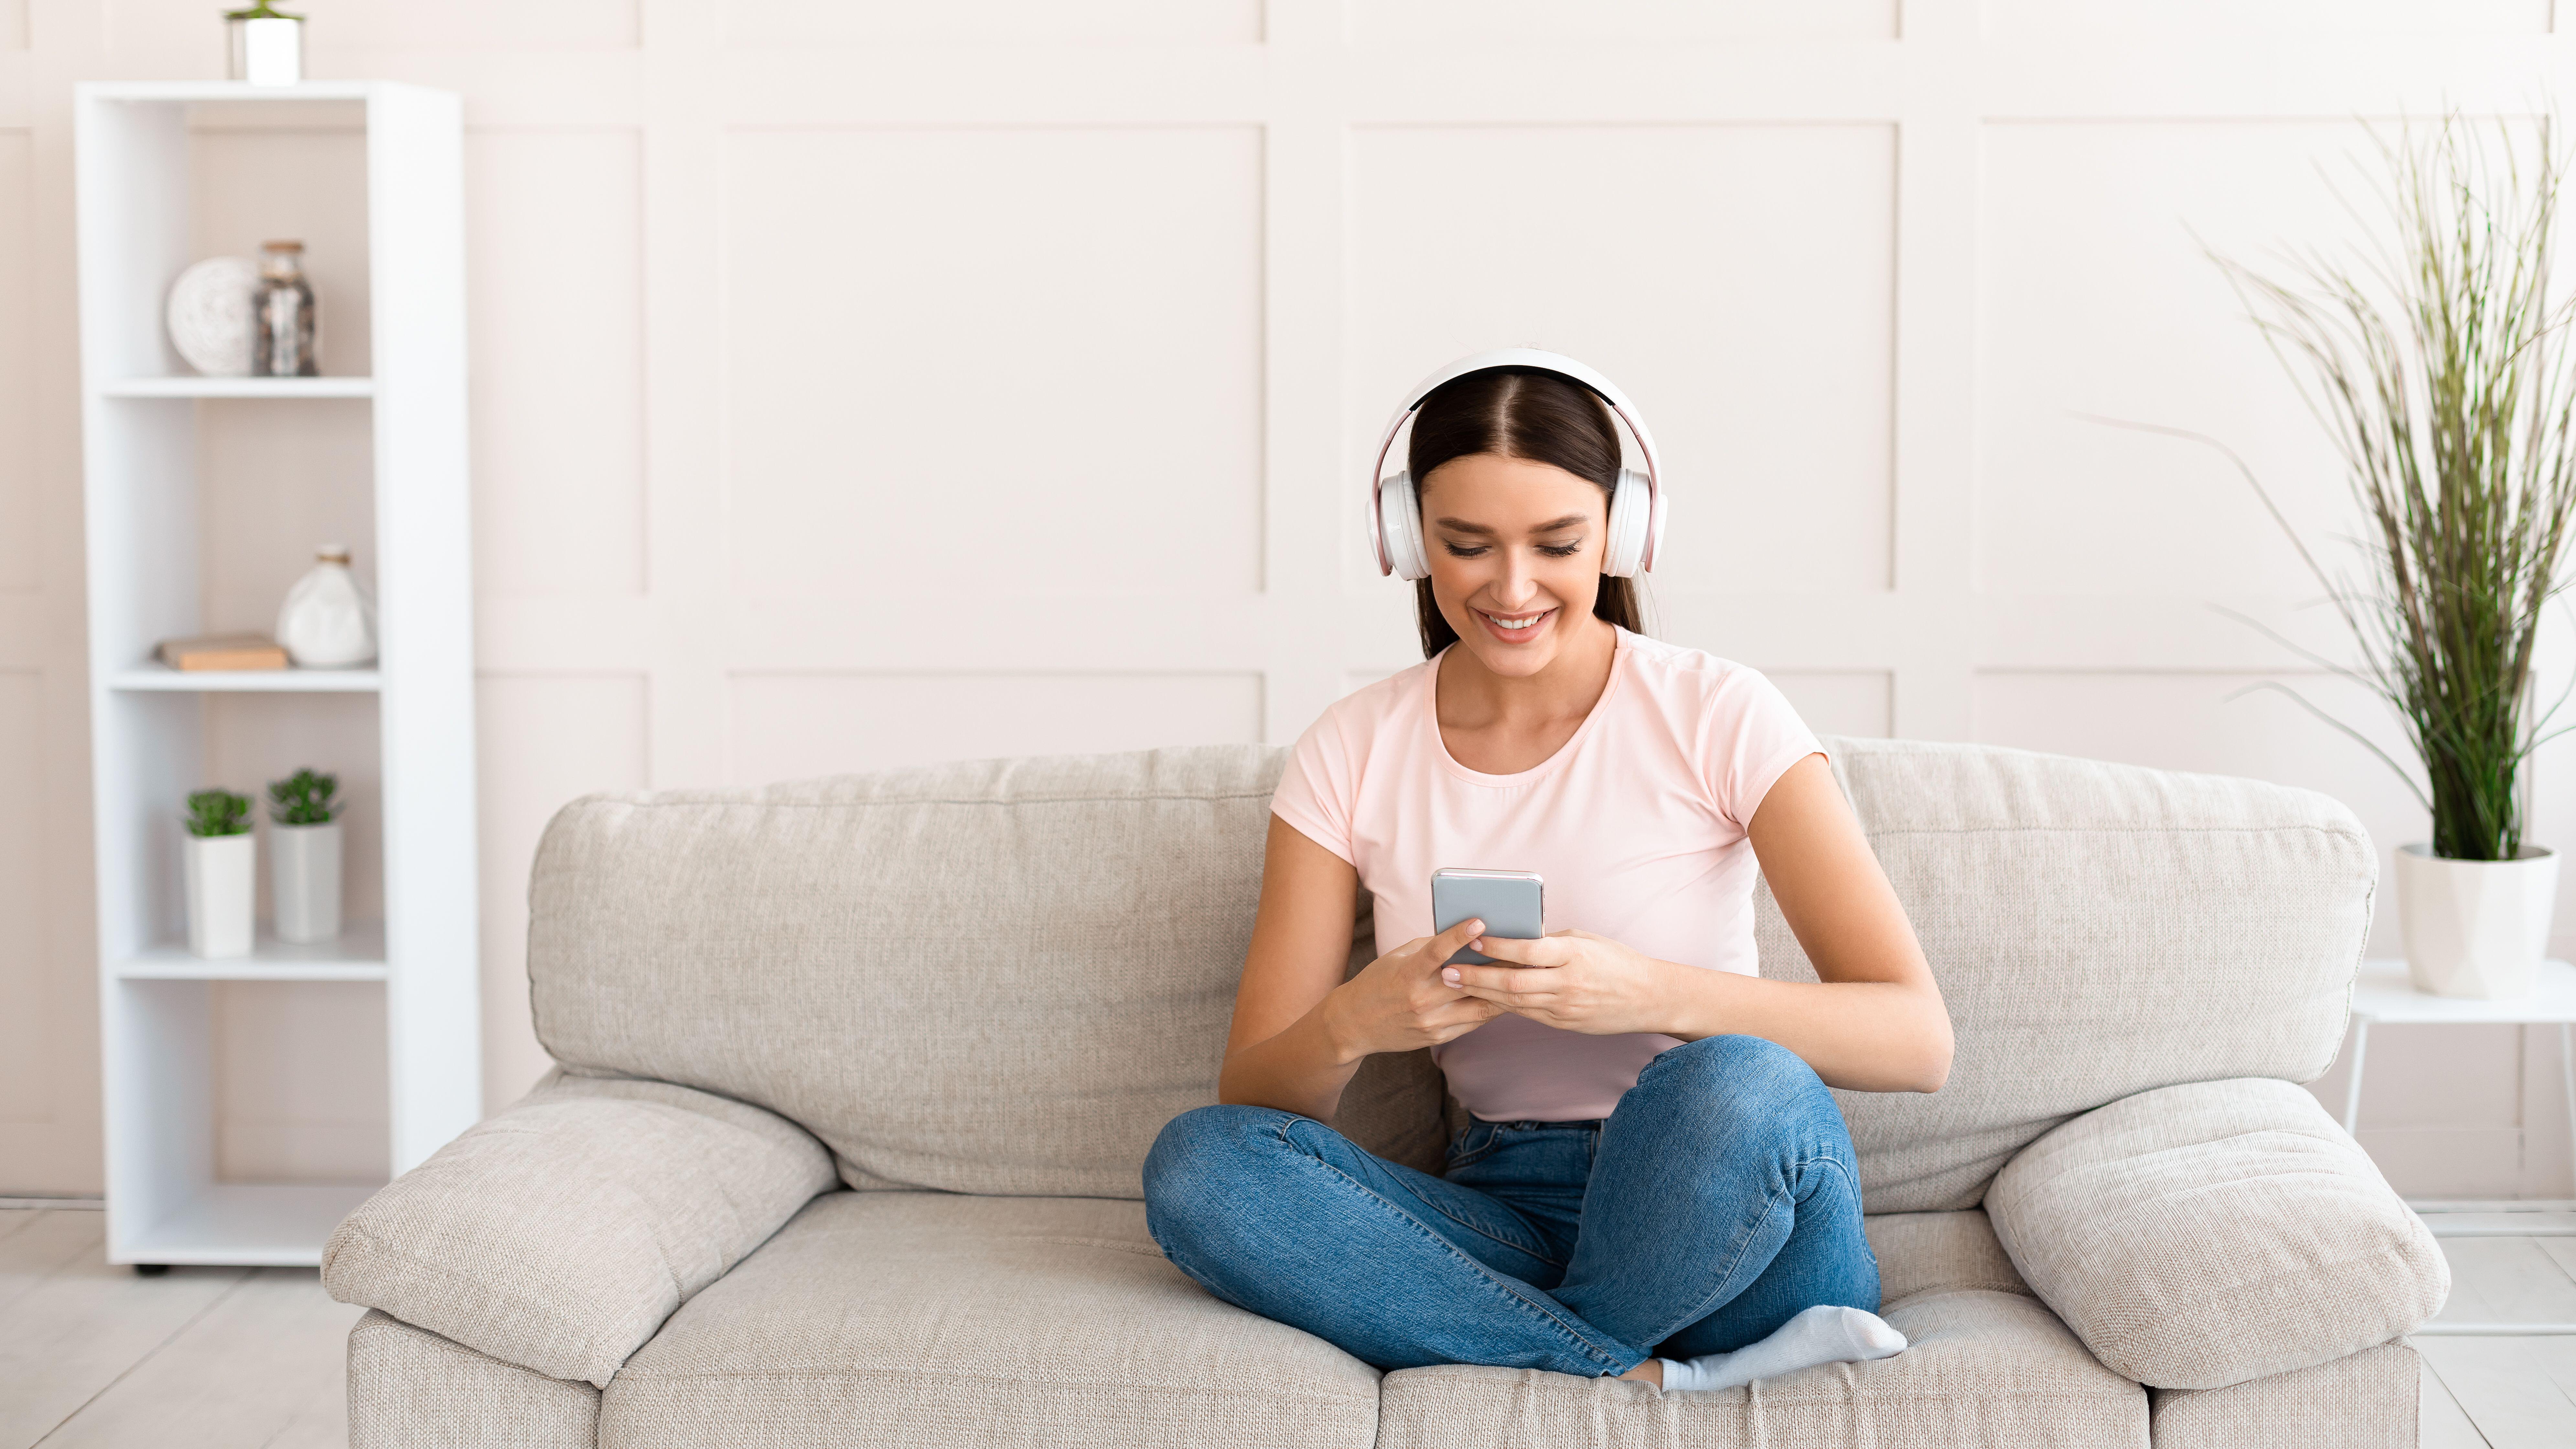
[[223, 4, 304, 19], [186, 789, 253, 839], [267, 768, 340, 826]]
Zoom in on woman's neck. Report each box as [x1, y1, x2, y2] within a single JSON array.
[[1434, 613, 1621, 771]]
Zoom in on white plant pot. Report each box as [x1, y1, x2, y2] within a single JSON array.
[[184, 833, 256, 959], [226, 16, 303, 87], [2396, 843, 2559, 999], [269, 820, 342, 944]]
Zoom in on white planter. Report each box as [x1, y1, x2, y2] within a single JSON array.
[[2397, 844, 2559, 998], [269, 820, 342, 944], [226, 16, 303, 87], [183, 833, 256, 958]]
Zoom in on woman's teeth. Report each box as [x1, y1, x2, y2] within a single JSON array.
[[1489, 612, 1545, 629]]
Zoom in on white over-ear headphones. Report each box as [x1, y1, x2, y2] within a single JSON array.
[[1367, 348, 1669, 582]]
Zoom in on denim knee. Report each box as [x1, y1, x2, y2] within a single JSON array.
[[1632, 1034, 1837, 1135]]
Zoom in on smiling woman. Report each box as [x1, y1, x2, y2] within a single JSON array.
[[1403, 366, 1643, 659], [1141, 352, 1951, 1395]]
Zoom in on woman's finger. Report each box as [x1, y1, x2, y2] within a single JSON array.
[[1467, 933, 1569, 967], [1438, 963, 1517, 993]]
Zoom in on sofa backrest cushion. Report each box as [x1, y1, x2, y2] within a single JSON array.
[[528, 736, 2373, 1209], [1758, 738, 2374, 1212], [530, 746, 1317, 1198]]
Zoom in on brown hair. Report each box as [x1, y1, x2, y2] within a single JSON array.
[[1405, 367, 1646, 658]]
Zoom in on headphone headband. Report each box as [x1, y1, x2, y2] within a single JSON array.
[[1366, 348, 1665, 575]]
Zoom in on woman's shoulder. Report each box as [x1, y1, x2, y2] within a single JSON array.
[[1290, 658, 1433, 752], [1618, 630, 1778, 706]]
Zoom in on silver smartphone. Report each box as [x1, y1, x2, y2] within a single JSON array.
[[1431, 868, 1544, 967]]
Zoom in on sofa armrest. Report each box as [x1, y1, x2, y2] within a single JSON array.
[[322, 1070, 837, 1388], [1985, 1076, 2447, 1390]]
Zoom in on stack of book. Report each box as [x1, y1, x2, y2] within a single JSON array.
[[156, 634, 289, 671]]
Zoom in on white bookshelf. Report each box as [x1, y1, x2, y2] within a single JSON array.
[[74, 81, 478, 1268]]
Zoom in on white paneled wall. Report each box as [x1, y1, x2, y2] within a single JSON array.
[[2, 0, 2573, 1199]]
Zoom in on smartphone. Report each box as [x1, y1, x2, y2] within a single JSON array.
[[1431, 868, 1544, 967]]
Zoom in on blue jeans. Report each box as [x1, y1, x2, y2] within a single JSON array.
[[1142, 1033, 1879, 1378]]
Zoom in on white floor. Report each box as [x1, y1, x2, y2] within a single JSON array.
[[3, 1204, 2572, 1447]]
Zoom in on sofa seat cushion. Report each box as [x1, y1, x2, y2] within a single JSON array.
[[1377, 1208, 2124, 1448], [1377, 1290, 2140, 1448], [598, 1191, 1379, 1449]]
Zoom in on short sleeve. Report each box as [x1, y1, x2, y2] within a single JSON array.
[[1270, 708, 1359, 865], [1705, 666, 1827, 829]]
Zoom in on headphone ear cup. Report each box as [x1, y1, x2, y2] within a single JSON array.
[[1379, 472, 1430, 581], [1602, 468, 1650, 578]]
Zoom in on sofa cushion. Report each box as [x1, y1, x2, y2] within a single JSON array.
[[1986, 1077, 2447, 1390], [529, 746, 1303, 1199], [2148, 1341, 2418, 1449], [323, 1071, 836, 1387], [1865, 1207, 2034, 1307], [1758, 738, 2374, 1211], [1377, 1291, 2140, 1448], [598, 1191, 1378, 1449]]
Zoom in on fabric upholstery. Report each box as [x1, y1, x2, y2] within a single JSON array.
[[1986, 1077, 2446, 1390], [1866, 1208, 2034, 1307], [527, 747, 1289, 1200], [324, 1071, 836, 1387], [348, 1310, 599, 1449], [2147, 1340, 2419, 1449], [1754, 739, 2375, 1213], [599, 1191, 1380, 1449], [1377, 1292, 2142, 1448]]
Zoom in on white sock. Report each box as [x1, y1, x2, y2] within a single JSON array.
[[1655, 1304, 1906, 1392]]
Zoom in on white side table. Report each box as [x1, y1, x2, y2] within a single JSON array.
[[2345, 958, 2576, 1336]]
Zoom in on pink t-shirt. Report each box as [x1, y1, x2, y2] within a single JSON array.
[[1269, 628, 1824, 1123]]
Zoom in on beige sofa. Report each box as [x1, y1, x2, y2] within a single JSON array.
[[323, 737, 2449, 1448]]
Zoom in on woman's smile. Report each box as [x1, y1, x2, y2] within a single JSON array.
[[1473, 606, 1556, 643]]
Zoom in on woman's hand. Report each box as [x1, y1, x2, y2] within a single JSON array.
[[1440, 929, 1683, 1037], [1320, 917, 1510, 1061]]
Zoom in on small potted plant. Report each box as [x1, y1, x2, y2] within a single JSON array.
[[224, 3, 305, 87], [184, 788, 255, 958], [267, 767, 342, 944]]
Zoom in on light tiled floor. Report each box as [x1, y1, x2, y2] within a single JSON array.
[[4, 1205, 2571, 1447]]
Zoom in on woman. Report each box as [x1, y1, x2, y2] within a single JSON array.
[[1142, 354, 1953, 1391]]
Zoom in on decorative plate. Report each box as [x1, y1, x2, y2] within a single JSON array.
[[165, 256, 260, 376]]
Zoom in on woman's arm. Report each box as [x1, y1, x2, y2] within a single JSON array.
[[1444, 754, 1954, 1093], [1217, 816, 1501, 1118], [1681, 751, 1952, 1091]]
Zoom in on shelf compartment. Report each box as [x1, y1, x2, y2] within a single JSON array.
[[116, 923, 387, 981], [108, 662, 382, 692], [101, 376, 375, 399], [114, 1181, 380, 1266]]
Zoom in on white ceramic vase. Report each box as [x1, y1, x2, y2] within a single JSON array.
[[2396, 844, 2559, 998], [277, 545, 377, 668], [270, 820, 342, 944], [184, 833, 256, 958]]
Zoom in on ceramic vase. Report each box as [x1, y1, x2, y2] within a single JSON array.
[[2396, 844, 2559, 998], [269, 820, 341, 944], [184, 833, 256, 958], [277, 544, 376, 668]]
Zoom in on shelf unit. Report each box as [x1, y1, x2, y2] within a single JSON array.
[[74, 81, 478, 1267]]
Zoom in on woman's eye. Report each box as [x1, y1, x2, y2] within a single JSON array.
[[1537, 542, 1583, 558], [1441, 542, 1490, 558]]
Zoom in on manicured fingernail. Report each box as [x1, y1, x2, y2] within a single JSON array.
[[1443, 968, 1461, 984]]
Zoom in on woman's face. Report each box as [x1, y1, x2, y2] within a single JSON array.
[[1416, 452, 1609, 678]]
